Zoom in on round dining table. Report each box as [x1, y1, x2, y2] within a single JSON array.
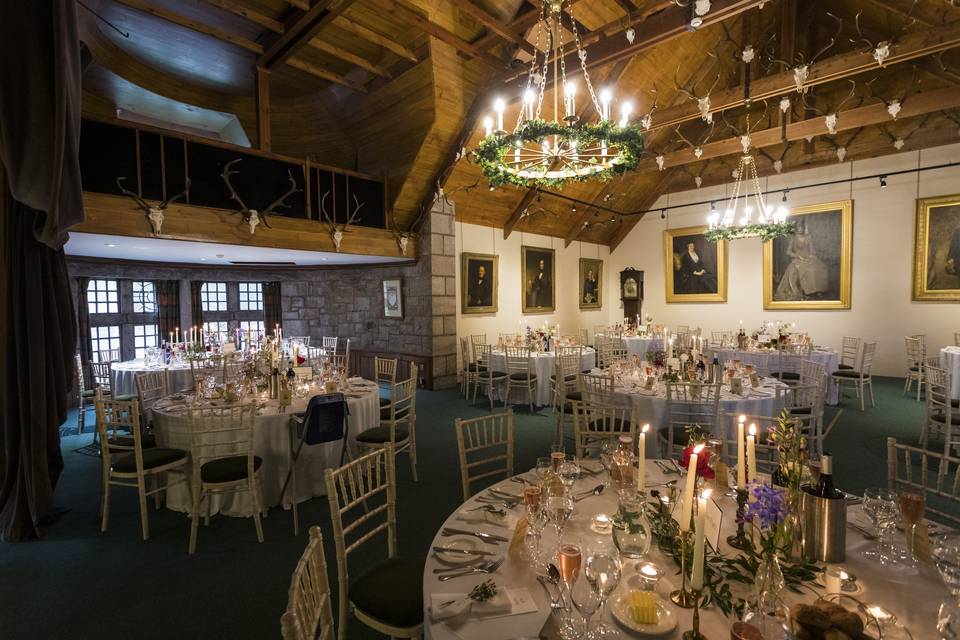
[[487, 348, 597, 407], [151, 377, 380, 517], [423, 464, 943, 640], [708, 346, 840, 404], [940, 346, 960, 399], [111, 358, 195, 397], [620, 336, 663, 361]]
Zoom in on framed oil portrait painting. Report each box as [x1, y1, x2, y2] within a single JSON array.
[[913, 194, 960, 302], [579, 258, 603, 310], [521, 245, 555, 313], [461, 252, 499, 314], [382, 278, 403, 318], [763, 200, 852, 310], [663, 225, 727, 303]]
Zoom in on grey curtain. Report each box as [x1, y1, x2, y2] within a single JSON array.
[[0, 0, 84, 541]]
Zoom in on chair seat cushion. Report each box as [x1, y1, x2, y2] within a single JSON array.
[[509, 373, 537, 381], [465, 363, 486, 372], [200, 456, 262, 484], [379, 397, 390, 407], [113, 393, 138, 401], [909, 366, 920, 372], [771, 372, 800, 381], [350, 557, 425, 629], [380, 406, 409, 420], [478, 371, 507, 380], [837, 363, 853, 370], [550, 373, 577, 383], [80, 389, 97, 398], [112, 447, 187, 473], [357, 426, 409, 444], [832, 370, 864, 378], [932, 412, 960, 426], [107, 433, 156, 450], [789, 406, 813, 415]]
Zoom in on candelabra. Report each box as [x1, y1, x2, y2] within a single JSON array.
[[670, 530, 697, 608], [726, 488, 751, 550], [682, 589, 708, 640]]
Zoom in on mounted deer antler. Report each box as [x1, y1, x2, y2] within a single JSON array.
[[116, 176, 190, 236], [639, 86, 659, 130], [674, 58, 721, 124], [221, 158, 300, 235], [320, 191, 363, 252], [770, 13, 842, 93], [758, 142, 790, 174], [852, 3, 917, 66], [880, 115, 929, 151], [388, 209, 416, 256]]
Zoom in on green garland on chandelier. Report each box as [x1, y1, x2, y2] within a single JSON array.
[[703, 221, 797, 243], [473, 119, 645, 189]]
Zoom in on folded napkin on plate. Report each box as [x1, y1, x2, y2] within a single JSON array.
[[429, 590, 517, 622]]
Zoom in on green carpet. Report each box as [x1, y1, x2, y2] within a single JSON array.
[[0, 377, 933, 639]]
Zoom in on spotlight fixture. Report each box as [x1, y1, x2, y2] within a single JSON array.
[[571, 203, 577, 213], [709, 201, 716, 212], [660, 209, 666, 219], [880, 175, 888, 188]]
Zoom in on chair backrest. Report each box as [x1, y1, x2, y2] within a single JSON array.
[[504, 346, 531, 375], [224, 359, 245, 383], [712, 330, 733, 347], [776, 342, 810, 375], [191, 355, 225, 385], [384, 375, 416, 425], [94, 396, 145, 470], [579, 371, 614, 403], [287, 336, 311, 347], [734, 350, 771, 377], [469, 334, 487, 354], [665, 382, 722, 443], [860, 341, 878, 375], [281, 526, 335, 640], [799, 359, 827, 390], [375, 356, 398, 384], [888, 437, 960, 526], [301, 393, 349, 445], [135, 370, 170, 416], [555, 351, 581, 381], [324, 444, 396, 611], [75, 353, 87, 393], [572, 401, 637, 449], [454, 410, 514, 501], [926, 366, 954, 440], [475, 343, 496, 372], [97, 348, 122, 363], [905, 336, 925, 367], [840, 336, 861, 367], [579, 328, 589, 346], [459, 337, 471, 372], [188, 404, 257, 477], [91, 360, 112, 392], [719, 412, 778, 473], [322, 336, 338, 354]]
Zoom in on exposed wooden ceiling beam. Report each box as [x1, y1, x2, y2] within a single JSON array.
[[112, 0, 264, 54], [309, 38, 392, 77], [473, 3, 539, 51], [648, 23, 960, 132], [285, 57, 368, 92], [449, 0, 537, 55], [607, 169, 679, 251], [502, 188, 540, 239], [259, 0, 358, 69], [333, 15, 419, 62], [286, 0, 310, 10], [612, 0, 637, 14], [636, 85, 960, 171], [367, 0, 504, 68], [197, 0, 284, 34]]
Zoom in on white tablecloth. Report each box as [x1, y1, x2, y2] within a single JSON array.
[[596, 374, 784, 455], [486, 349, 596, 407], [111, 359, 194, 397], [151, 378, 380, 517], [941, 346, 960, 399], [424, 465, 944, 640], [621, 336, 663, 360], [708, 347, 839, 404]]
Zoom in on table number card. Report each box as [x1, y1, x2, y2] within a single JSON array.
[[704, 496, 724, 550]]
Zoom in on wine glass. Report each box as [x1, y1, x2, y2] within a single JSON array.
[[584, 539, 623, 639], [547, 494, 575, 556], [933, 533, 960, 639], [524, 486, 547, 570], [899, 490, 926, 561], [599, 438, 616, 488], [568, 573, 601, 640], [535, 457, 552, 487], [558, 459, 581, 496]]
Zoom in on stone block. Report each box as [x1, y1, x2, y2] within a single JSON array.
[[430, 210, 453, 236], [432, 295, 456, 316], [445, 276, 457, 296], [443, 235, 456, 256], [432, 334, 456, 357], [444, 315, 458, 335], [432, 254, 455, 277], [431, 233, 444, 257], [432, 316, 444, 335], [431, 276, 446, 296]]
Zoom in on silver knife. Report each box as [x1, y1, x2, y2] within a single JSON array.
[[433, 546, 496, 556], [442, 527, 508, 543]]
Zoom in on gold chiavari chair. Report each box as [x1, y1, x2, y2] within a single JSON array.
[[504, 345, 537, 412], [357, 364, 418, 481], [75, 353, 96, 434], [831, 341, 877, 411], [135, 369, 169, 427], [95, 395, 188, 540], [322, 336, 338, 354], [553, 351, 583, 443], [325, 444, 423, 640], [281, 526, 335, 640], [473, 343, 507, 410], [921, 365, 957, 455], [454, 410, 514, 502], [888, 437, 960, 527], [571, 400, 637, 459], [904, 335, 926, 400], [375, 355, 399, 405], [187, 404, 264, 554], [659, 382, 721, 459]]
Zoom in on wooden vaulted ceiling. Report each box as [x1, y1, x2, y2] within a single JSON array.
[[78, 0, 960, 248]]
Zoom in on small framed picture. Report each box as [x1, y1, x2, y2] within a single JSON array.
[[383, 278, 403, 318]]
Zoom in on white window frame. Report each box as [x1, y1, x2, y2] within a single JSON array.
[[87, 279, 119, 314], [132, 281, 157, 314], [203, 321, 230, 343], [90, 325, 120, 361], [238, 282, 263, 311], [133, 324, 158, 359], [201, 282, 228, 312]]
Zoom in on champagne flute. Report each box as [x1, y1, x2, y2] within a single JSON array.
[[524, 486, 547, 570], [547, 495, 575, 559], [599, 438, 616, 488], [557, 542, 584, 640], [899, 491, 926, 561], [535, 457, 552, 488], [584, 539, 623, 639]]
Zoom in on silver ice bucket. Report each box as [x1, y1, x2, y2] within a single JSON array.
[[801, 490, 846, 563]]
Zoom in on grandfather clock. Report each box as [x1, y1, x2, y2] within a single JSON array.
[[619, 268, 643, 323]]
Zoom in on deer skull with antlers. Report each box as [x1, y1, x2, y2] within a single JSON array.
[[221, 159, 301, 235], [388, 211, 416, 257], [116, 177, 190, 236], [321, 191, 363, 252]]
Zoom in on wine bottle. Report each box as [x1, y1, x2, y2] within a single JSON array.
[[710, 355, 721, 384], [286, 359, 296, 382], [813, 453, 841, 499]]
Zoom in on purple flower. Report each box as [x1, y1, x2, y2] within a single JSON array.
[[745, 482, 789, 530]]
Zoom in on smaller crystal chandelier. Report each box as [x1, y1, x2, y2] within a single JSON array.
[[704, 135, 794, 242]]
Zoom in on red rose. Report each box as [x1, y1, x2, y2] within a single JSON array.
[[678, 446, 715, 480]]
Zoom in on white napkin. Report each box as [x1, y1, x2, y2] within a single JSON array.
[[430, 589, 535, 622]]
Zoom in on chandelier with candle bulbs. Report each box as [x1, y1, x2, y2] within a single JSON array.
[[472, 0, 644, 190], [703, 135, 795, 242]]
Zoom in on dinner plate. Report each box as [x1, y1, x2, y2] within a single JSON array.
[[433, 535, 484, 566], [610, 591, 677, 636]]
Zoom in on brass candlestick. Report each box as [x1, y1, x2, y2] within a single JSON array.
[[726, 488, 750, 550], [670, 530, 697, 608], [682, 589, 708, 640]]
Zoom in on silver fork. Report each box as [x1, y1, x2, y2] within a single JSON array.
[[437, 558, 504, 581]]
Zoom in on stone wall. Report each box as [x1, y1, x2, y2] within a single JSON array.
[[429, 199, 457, 389]]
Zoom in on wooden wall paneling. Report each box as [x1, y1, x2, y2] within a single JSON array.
[[111, 0, 265, 54], [333, 15, 419, 62], [259, 0, 360, 69], [196, 0, 286, 33], [256, 67, 272, 151]]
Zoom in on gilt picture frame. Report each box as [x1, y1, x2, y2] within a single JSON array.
[[913, 194, 960, 302], [579, 258, 603, 310], [663, 225, 727, 303], [461, 252, 499, 314], [763, 200, 853, 310], [521, 245, 555, 313]]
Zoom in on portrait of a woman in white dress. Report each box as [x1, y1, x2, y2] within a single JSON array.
[[774, 220, 829, 300]]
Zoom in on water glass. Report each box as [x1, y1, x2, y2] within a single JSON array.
[[863, 487, 900, 563], [584, 539, 622, 639], [558, 459, 580, 495]]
